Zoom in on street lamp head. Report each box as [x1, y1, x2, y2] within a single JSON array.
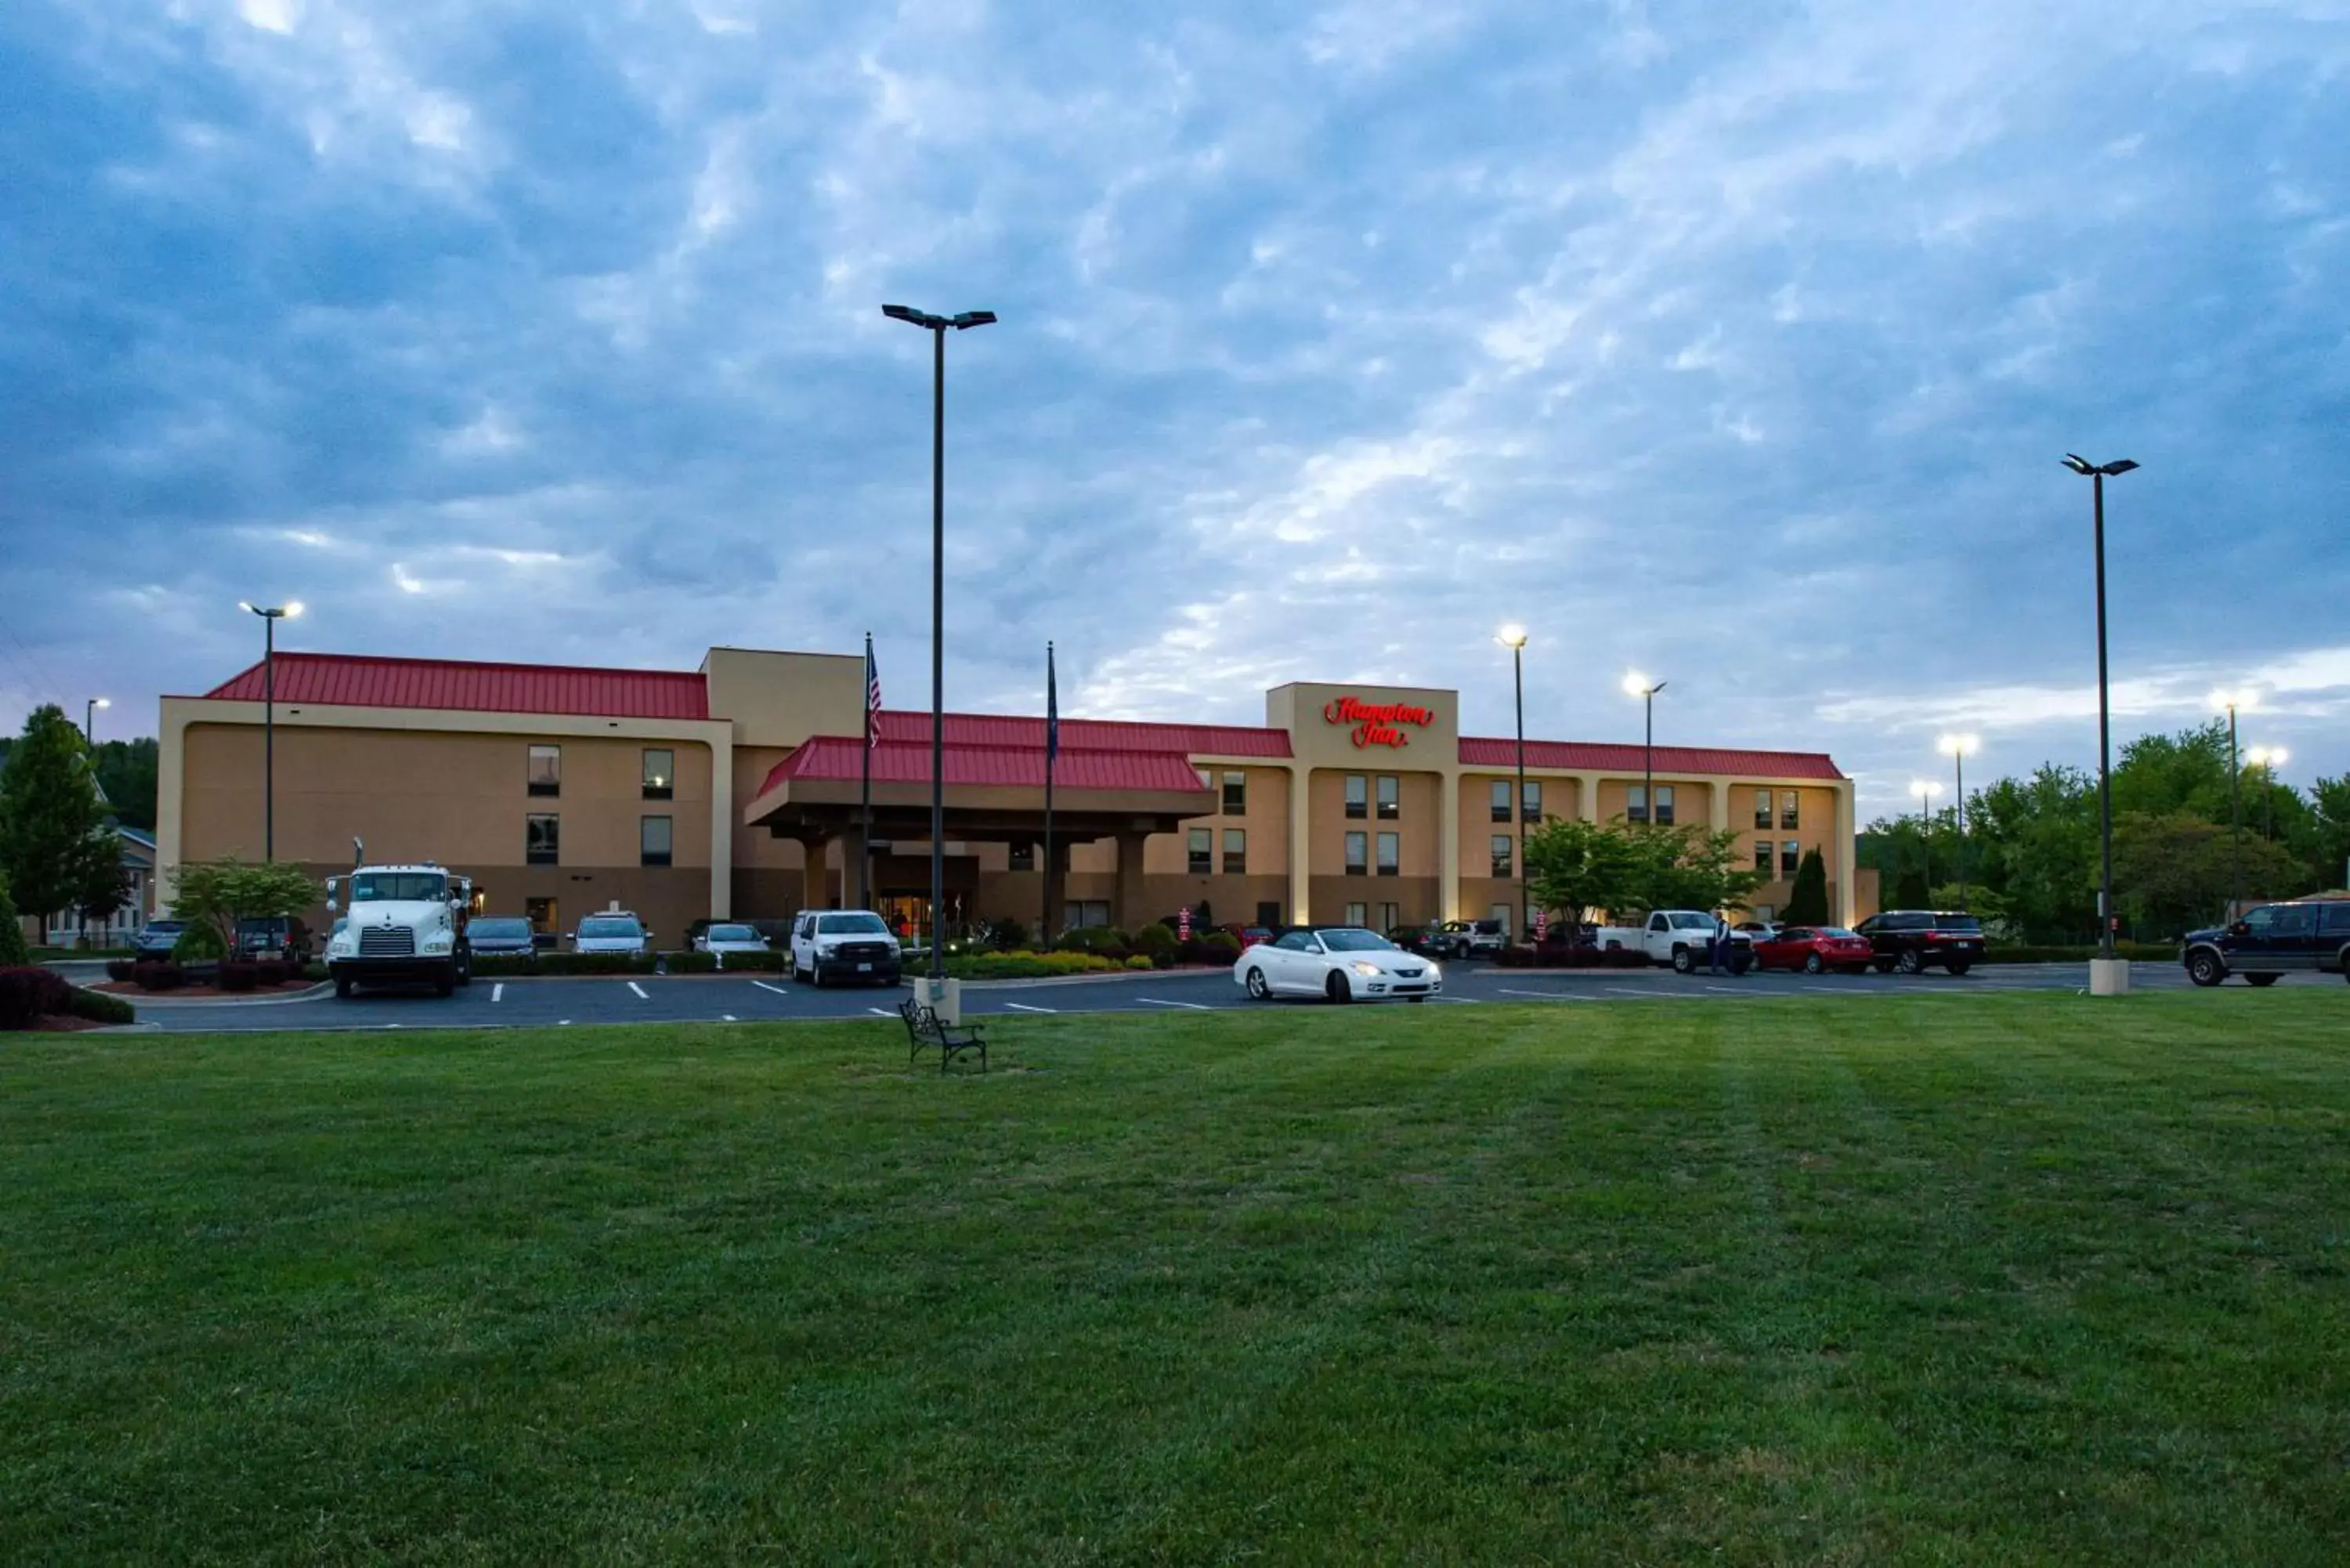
[[2210, 687, 2258, 714], [2062, 453, 2095, 475], [1909, 778, 1943, 801], [1495, 624, 1528, 650], [2102, 459, 2138, 475], [92, 697, 110, 711], [283, 601, 304, 620], [237, 600, 255, 615], [2063, 453, 2138, 478], [951, 310, 997, 330], [2247, 746, 2288, 768], [1936, 732, 1979, 758]]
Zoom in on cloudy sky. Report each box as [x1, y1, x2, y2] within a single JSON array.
[[3, 0, 2345, 818]]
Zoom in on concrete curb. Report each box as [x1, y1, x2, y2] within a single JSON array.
[[100, 981, 337, 1009]]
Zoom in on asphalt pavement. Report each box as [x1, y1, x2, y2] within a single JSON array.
[[110, 956, 2323, 1035]]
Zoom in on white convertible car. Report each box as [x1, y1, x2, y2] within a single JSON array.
[[1233, 926, 1444, 1003]]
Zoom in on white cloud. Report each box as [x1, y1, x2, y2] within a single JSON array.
[[238, 0, 301, 35]]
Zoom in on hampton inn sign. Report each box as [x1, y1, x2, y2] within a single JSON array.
[[1323, 695, 1437, 750]]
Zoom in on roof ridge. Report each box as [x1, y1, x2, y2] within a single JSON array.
[[218, 650, 705, 682]]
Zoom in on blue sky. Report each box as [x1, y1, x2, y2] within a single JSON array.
[[2, 0, 2345, 819]]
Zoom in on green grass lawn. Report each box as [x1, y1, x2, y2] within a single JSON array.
[[4, 995, 2347, 1565]]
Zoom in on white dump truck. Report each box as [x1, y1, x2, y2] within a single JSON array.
[[324, 863, 474, 998]]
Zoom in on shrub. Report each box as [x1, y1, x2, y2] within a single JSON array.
[[302, 961, 329, 982], [106, 959, 135, 983], [990, 917, 1029, 952], [1199, 930, 1239, 962], [0, 966, 74, 1029], [1124, 955, 1153, 970], [172, 920, 230, 963], [1055, 927, 1131, 959], [710, 948, 786, 972], [655, 950, 718, 974], [1130, 923, 1179, 966], [67, 986, 136, 1024], [132, 962, 183, 991], [217, 961, 260, 993], [0, 877, 29, 968], [943, 950, 1122, 981]]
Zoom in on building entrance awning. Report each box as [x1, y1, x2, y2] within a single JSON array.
[[742, 738, 1215, 841]]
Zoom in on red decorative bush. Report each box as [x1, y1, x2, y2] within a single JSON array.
[[0, 967, 74, 1030], [217, 961, 260, 993], [133, 962, 184, 992], [106, 959, 136, 983]]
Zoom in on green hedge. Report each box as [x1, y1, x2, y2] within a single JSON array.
[[944, 951, 1126, 981], [68, 987, 136, 1024]]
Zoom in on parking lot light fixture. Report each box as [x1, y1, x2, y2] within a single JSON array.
[[1495, 627, 1529, 939], [2211, 688, 2257, 918], [1623, 672, 1665, 826], [883, 302, 996, 980], [1936, 734, 1979, 910], [241, 600, 303, 861], [84, 696, 110, 745], [2063, 453, 2136, 964]]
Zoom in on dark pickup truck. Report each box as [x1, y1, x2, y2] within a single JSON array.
[[2184, 898, 2350, 987]]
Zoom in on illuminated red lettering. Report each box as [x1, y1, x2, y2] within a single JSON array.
[[1321, 695, 1434, 749]]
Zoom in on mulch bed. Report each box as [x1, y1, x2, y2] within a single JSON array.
[[24, 1016, 110, 1032], [89, 980, 320, 1000]]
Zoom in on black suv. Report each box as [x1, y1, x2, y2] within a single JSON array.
[[2183, 898, 2350, 987], [1854, 910, 1984, 975], [234, 916, 314, 963]]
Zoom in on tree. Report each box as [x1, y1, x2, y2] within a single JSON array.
[[2111, 811, 2307, 938], [1631, 824, 1764, 914], [0, 706, 111, 923], [75, 838, 131, 947], [167, 858, 321, 956], [1890, 865, 1931, 910], [1524, 818, 1646, 928], [92, 739, 160, 833], [0, 873, 30, 966], [1781, 847, 1830, 924]]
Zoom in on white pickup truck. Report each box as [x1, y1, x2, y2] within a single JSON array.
[[1594, 910, 1751, 973]]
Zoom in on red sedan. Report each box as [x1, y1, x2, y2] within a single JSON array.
[[1752, 926, 1875, 974]]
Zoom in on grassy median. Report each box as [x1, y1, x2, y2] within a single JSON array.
[[3, 994, 2347, 1564]]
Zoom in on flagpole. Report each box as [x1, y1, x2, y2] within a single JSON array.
[[1043, 641, 1057, 945], [859, 631, 874, 909]]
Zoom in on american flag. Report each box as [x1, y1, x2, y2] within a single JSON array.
[[865, 635, 882, 750]]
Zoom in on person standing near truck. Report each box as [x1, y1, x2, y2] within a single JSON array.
[[1709, 912, 1730, 975]]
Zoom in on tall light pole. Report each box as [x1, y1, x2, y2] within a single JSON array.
[[1937, 734, 1979, 910], [2247, 746, 2288, 842], [2063, 455, 2138, 964], [1622, 672, 1666, 826], [1909, 779, 1943, 893], [238, 601, 303, 862], [2212, 688, 2256, 918], [882, 303, 996, 981], [1498, 626, 1528, 941], [84, 697, 110, 746]]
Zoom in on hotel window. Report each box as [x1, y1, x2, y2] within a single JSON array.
[[1379, 902, 1400, 933], [1627, 785, 1647, 824], [1072, 900, 1110, 930], [1782, 840, 1802, 878], [1376, 775, 1400, 820], [1188, 828, 1213, 875], [1222, 771, 1247, 815], [1754, 839, 1773, 875], [1521, 781, 1542, 823], [642, 749, 674, 800], [640, 815, 673, 868], [1491, 834, 1513, 879], [1490, 780, 1511, 822], [526, 813, 559, 865], [1345, 775, 1368, 818], [1009, 843, 1035, 871], [1781, 792, 1801, 830], [527, 744, 561, 797], [1345, 831, 1368, 875], [1755, 789, 1773, 830], [1345, 901, 1368, 928], [1224, 829, 1246, 874], [1654, 786, 1676, 826], [1376, 832, 1400, 877]]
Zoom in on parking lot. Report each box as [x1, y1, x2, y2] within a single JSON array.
[[114, 956, 2310, 1034]]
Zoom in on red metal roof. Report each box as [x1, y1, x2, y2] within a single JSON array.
[[872, 710, 1290, 758], [758, 739, 1213, 796], [198, 653, 710, 721], [1458, 736, 1845, 780]]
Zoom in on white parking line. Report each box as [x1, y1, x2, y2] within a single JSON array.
[[1498, 987, 1590, 1002], [626, 981, 649, 1000], [1003, 1002, 1058, 1013], [491, 983, 504, 1003], [559, 1019, 572, 1026], [867, 1007, 893, 1017], [751, 981, 791, 997], [1137, 998, 1212, 1010], [721, 1014, 737, 1022]]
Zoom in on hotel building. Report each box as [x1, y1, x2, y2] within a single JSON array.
[[160, 646, 1863, 939]]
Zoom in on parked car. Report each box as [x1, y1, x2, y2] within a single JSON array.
[[1854, 910, 1985, 975], [132, 919, 186, 958], [1463, 919, 1507, 956], [1233, 926, 1442, 1003], [1236, 927, 1274, 949], [790, 909, 902, 987], [1750, 925, 1875, 974], [573, 912, 652, 956], [466, 916, 538, 959], [234, 916, 313, 962], [695, 922, 772, 966], [2182, 898, 2350, 987]]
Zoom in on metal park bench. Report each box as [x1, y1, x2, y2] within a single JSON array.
[[897, 997, 988, 1073]]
